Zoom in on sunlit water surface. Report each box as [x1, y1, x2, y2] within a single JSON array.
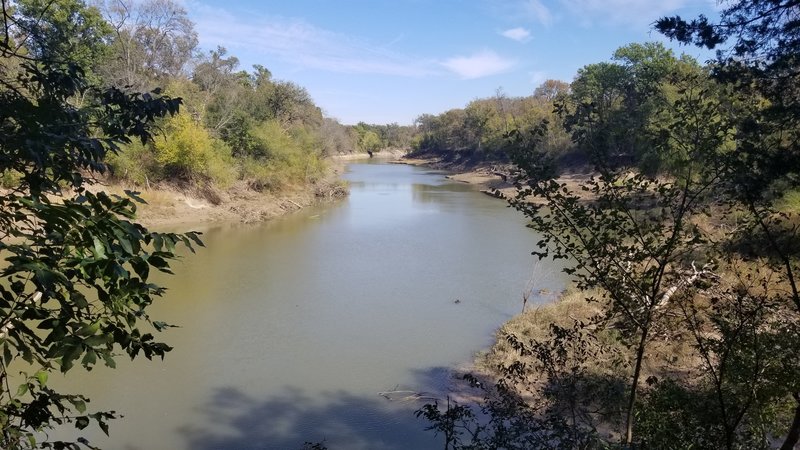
[[53, 162, 567, 449]]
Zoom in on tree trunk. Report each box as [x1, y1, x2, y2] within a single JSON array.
[[625, 325, 650, 446], [780, 393, 800, 450]]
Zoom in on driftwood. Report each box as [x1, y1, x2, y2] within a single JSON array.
[[285, 199, 302, 209], [378, 389, 439, 403], [654, 262, 716, 311]]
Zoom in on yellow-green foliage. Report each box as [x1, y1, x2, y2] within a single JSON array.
[[242, 120, 325, 190], [153, 113, 235, 186], [0, 169, 22, 188], [478, 288, 610, 372], [106, 140, 158, 186], [778, 189, 800, 214]]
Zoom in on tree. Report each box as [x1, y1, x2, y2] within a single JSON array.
[[98, 0, 197, 90], [11, 0, 112, 80], [191, 46, 246, 130], [506, 76, 729, 443], [560, 43, 690, 173], [1, 3, 199, 447], [533, 79, 570, 102], [658, 2, 800, 448], [357, 129, 381, 154], [265, 80, 322, 128], [317, 118, 357, 156]]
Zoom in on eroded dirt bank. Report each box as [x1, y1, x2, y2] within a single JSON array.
[[91, 164, 348, 231]]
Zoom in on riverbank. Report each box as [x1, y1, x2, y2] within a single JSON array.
[[397, 155, 593, 202], [330, 148, 407, 161], [91, 162, 349, 231], [99, 150, 412, 230]]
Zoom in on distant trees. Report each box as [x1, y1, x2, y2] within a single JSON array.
[[98, 0, 197, 90], [349, 122, 414, 154], [560, 42, 704, 173], [533, 79, 569, 102], [53, 2, 365, 194], [411, 82, 571, 163], [12, 0, 112, 80]]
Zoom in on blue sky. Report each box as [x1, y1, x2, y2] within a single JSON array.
[[185, 0, 719, 125]]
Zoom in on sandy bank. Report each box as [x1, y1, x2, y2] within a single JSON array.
[[89, 166, 348, 231], [395, 156, 594, 203], [329, 148, 408, 161]]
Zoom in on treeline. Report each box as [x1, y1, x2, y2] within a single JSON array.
[[410, 42, 713, 174], [411, 82, 571, 164], [5, 0, 414, 196]]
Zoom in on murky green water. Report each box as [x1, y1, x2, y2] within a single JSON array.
[[53, 162, 566, 449]]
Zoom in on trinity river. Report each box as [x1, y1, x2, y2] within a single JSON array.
[[53, 161, 566, 449]]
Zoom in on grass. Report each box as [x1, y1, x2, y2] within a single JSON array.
[[476, 288, 607, 373], [778, 189, 800, 214]]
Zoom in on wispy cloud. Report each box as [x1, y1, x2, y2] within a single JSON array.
[[485, 0, 553, 26], [523, 0, 553, 25], [495, 0, 699, 28], [501, 27, 532, 42], [559, 0, 692, 27], [441, 50, 516, 79], [189, 3, 437, 77], [529, 70, 547, 85]]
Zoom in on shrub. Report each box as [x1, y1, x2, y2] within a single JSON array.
[[152, 113, 235, 185]]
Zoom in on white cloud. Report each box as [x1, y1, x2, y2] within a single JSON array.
[[501, 27, 532, 42], [441, 50, 516, 79], [188, 3, 437, 77]]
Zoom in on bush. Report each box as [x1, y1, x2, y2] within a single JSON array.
[[152, 113, 235, 185], [240, 120, 326, 190], [106, 140, 159, 186]]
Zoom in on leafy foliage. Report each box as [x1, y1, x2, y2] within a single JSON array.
[[418, 321, 623, 450], [411, 84, 571, 164], [1, 8, 201, 446], [12, 0, 112, 79], [152, 112, 234, 185]]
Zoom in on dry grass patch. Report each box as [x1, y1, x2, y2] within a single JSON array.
[[477, 288, 607, 374]]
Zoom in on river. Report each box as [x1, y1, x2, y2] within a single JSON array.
[[52, 161, 567, 449]]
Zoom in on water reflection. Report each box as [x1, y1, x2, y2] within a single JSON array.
[[51, 162, 567, 449]]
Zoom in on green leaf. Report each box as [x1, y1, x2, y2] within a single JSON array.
[[73, 399, 87, 414], [61, 345, 83, 372], [114, 229, 134, 255], [77, 321, 100, 337], [152, 321, 174, 331], [75, 415, 90, 429], [16, 383, 28, 397], [35, 370, 48, 386], [82, 349, 97, 368], [3, 345, 13, 366], [92, 237, 106, 259], [101, 353, 116, 369], [84, 334, 111, 347], [98, 417, 110, 435]]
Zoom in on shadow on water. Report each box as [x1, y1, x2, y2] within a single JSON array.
[[177, 367, 471, 450]]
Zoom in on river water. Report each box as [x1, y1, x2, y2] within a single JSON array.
[[53, 161, 566, 449]]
